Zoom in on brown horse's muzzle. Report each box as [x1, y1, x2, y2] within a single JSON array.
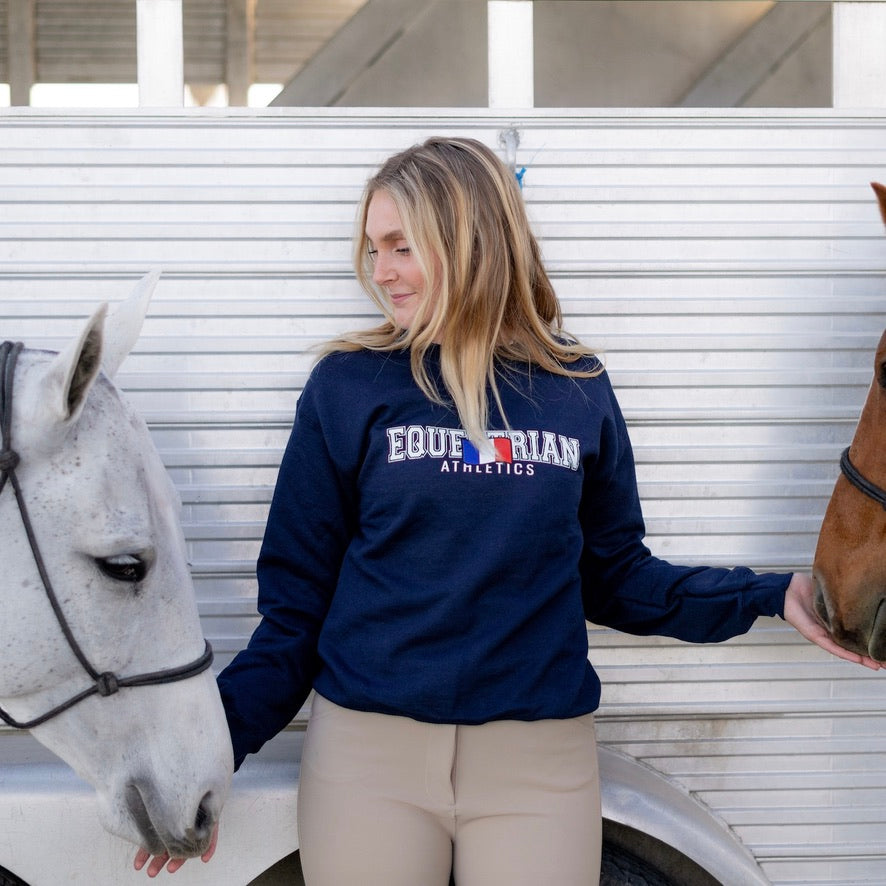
[[813, 568, 886, 662], [869, 599, 886, 661]]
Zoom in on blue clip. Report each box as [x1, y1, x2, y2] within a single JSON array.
[[515, 166, 527, 189]]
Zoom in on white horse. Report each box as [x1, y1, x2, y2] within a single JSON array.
[[0, 273, 233, 859]]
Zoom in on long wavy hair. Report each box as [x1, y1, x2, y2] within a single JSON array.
[[323, 136, 600, 448]]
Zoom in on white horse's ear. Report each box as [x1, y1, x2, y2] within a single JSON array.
[[41, 302, 108, 424], [101, 270, 159, 379]]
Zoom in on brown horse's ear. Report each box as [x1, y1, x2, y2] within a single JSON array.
[[872, 182, 886, 226]]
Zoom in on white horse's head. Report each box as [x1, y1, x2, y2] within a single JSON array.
[[0, 273, 233, 857]]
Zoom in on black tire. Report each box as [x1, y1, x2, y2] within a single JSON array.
[[601, 821, 722, 886], [0, 865, 28, 886], [601, 841, 678, 886]]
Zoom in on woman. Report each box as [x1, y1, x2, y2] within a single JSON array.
[[136, 136, 879, 883]]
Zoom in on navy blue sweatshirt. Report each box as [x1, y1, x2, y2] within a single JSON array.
[[217, 347, 789, 769]]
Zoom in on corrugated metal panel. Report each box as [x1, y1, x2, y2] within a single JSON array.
[[1, 109, 886, 883]]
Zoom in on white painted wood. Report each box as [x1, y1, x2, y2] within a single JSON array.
[[833, 0, 886, 107], [487, 0, 533, 108], [136, 0, 184, 106]]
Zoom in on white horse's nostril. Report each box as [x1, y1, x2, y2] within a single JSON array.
[[194, 791, 216, 837], [126, 782, 218, 858], [125, 783, 164, 856]]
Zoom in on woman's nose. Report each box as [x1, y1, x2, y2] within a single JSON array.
[[372, 253, 395, 285]]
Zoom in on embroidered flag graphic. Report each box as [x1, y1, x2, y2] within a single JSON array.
[[462, 437, 513, 465]]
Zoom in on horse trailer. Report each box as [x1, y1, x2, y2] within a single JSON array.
[[1, 109, 886, 885]]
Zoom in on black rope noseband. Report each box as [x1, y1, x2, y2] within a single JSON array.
[[840, 446, 886, 512], [0, 341, 213, 730]]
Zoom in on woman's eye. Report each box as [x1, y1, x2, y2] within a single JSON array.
[[367, 247, 378, 262], [395, 247, 411, 256], [95, 554, 147, 583]]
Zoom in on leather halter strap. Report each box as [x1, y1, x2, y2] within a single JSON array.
[[840, 446, 886, 512], [0, 340, 213, 730]]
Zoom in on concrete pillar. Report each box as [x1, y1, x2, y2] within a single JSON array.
[[833, 1, 886, 107], [7, 0, 36, 106], [226, 0, 256, 107], [137, 0, 184, 106], [488, 1, 534, 108]]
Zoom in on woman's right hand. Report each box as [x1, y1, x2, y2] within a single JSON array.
[[133, 822, 219, 877]]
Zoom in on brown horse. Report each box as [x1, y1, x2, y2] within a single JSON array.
[[812, 183, 886, 659]]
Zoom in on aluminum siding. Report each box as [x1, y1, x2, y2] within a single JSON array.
[[1, 109, 886, 884]]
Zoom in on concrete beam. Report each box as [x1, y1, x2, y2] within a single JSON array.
[[678, 1, 830, 107], [270, 0, 434, 107], [7, 0, 36, 106], [226, 0, 255, 106]]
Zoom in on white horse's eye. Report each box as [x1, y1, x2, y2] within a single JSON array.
[[95, 554, 147, 583]]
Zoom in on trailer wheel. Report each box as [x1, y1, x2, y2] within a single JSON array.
[[601, 841, 677, 885], [601, 821, 721, 886], [0, 865, 28, 886]]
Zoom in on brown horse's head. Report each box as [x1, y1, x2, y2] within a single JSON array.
[[812, 184, 886, 658], [813, 327, 886, 658]]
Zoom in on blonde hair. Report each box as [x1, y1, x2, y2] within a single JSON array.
[[324, 136, 600, 447]]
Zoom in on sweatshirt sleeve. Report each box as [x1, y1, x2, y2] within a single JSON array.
[[580, 376, 789, 642], [217, 368, 356, 769]]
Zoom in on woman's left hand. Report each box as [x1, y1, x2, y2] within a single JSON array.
[[783, 573, 882, 670], [133, 822, 219, 877]]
